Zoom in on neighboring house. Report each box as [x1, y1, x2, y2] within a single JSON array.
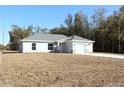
[[18, 33, 95, 54]]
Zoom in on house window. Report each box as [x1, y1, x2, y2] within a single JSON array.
[[59, 43, 62, 46], [48, 43, 53, 50], [32, 43, 36, 50], [54, 42, 58, 45]]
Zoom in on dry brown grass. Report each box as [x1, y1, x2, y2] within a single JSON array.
[[0, 53, 124, 87]]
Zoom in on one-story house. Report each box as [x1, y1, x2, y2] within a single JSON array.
[[18, 33, 95, 54]]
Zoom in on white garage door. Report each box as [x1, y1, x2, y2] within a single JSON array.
[[73, 43, 85, 54]]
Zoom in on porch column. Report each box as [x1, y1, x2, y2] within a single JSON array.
[[57, 41, 60, 52]]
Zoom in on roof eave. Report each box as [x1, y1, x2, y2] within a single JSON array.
[[20, 40, 55, 43], [72, 40, 95, 43]]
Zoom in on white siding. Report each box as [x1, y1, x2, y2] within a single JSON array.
[[36, 43, 48, 53], [87, 43, 93, 53], [22, 42, 50, 53], [20, 40, 93, 54], [83, 43, 93, 53], [72, 42, 85, 54], [72, 42, 93, 54]]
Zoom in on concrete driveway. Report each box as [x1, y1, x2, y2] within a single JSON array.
[[84, 52, 124, 59]]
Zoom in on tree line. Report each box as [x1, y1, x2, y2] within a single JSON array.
[[8, 25, 48, 50], [50, 6, 124, 54], [8, 6, 124, 53]]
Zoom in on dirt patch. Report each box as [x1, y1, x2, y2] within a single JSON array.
[[0, 53, 124, 87]]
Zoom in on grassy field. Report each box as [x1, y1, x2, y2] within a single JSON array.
[[0, 53, 124, 87]]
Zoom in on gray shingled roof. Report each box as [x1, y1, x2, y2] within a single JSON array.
[[21, 33, 94, 42], [21, 33, 67, 41], [68, 35, 94, 42]]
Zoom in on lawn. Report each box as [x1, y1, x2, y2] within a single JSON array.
[[0, 53, 124, 87]]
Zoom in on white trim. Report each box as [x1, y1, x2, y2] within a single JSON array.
[[20, 40, 54, 43], [19, 39, 95, 44], [72, 40, 95, 43]]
